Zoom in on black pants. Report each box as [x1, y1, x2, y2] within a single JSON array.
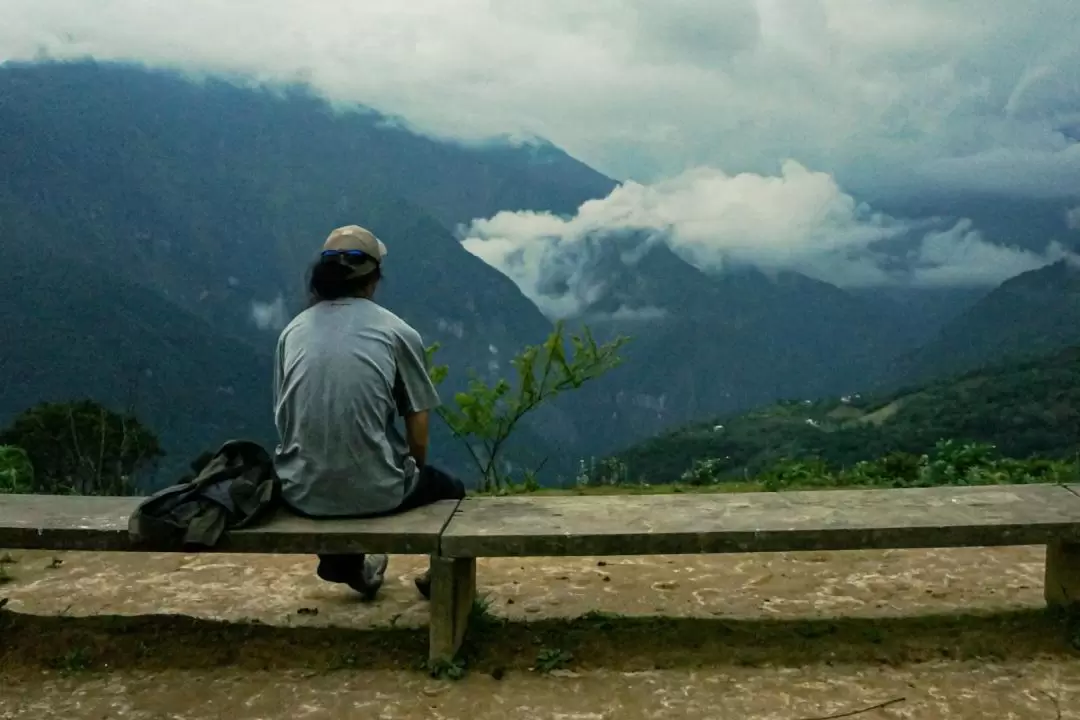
[[318, 465, 465, 573]]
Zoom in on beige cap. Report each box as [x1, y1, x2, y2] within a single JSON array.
[[322, 225, 388, 276]]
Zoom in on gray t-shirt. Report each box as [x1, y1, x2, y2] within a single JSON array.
[[272, 297, 441, 517]]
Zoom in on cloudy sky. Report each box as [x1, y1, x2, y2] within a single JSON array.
[[4, 0, 1079, 313]]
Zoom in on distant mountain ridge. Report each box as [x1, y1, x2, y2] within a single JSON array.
[[562, 234, 934, 452], [615, 344, 1080, 485], [882, 258, 1080, 388]]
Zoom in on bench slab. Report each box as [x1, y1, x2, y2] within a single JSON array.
[[441, 484, 1080, 557], [0, 495, 458, 554]]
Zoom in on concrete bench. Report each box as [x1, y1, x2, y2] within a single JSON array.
[[3, 484, 1080, 665], [434, 484, 1080, 660], [0, 494, 462, 662]]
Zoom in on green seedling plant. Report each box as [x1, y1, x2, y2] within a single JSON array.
[[426, 321, 627, 492]]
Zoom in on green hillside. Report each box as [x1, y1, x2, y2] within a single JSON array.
[[615, 345, 1080, 485], [882, 259, 1080, 388]]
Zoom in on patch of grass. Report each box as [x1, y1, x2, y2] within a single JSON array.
[[49, 646, 94, 674], [515, 482, 768, 497], [470, 594, 500, 629], [426, 657, 467, 681], [0, 552, 15, 586], [429, 594, 507, 680], [330, 649, 360, 670], [534, 647, 573, 673]]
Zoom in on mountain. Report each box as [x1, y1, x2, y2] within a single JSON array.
[[847, 286, 988, 348], [562, 237, 932, 453], [1, 60, 1044, 486], [0, 60, 616, 481], [0, 241, 275, 485], [615, 344, 1080, 485], [883, 259, 1080, 388]]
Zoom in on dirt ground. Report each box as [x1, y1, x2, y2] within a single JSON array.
[[2, 546, 1079, 718]]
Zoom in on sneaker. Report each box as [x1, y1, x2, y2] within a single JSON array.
[[414, 569, 431, 600], [317, 554, 389, 602], [350, 553, 389, 602]]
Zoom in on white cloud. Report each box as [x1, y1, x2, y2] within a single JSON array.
[[910, 220, 1067, 287], [2, 0, 1078, 200], [1067, 206, 1080, 230], [462, 163, 1062, 317], [251, 294, 288, 331], [917, 145, 1080, 199]]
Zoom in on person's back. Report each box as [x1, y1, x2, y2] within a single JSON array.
[[272, 225, 464, 601], [274, 297, 431, 517]]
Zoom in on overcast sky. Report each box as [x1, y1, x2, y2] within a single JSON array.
[[4, 0, 1079, 311]]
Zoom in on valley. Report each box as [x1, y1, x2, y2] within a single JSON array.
[[2, 61, 1080, 488]]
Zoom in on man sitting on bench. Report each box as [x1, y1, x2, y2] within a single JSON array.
[[272, 224, 465, 601]]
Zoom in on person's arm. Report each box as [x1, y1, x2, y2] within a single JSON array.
[[403, 410, 430, 468], [272, 331, 286, 410], [393, 325, 441, 467]]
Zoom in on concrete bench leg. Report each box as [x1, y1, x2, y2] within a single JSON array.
[[428, 556, 476, 665], [1045, 540, 1080, 609]]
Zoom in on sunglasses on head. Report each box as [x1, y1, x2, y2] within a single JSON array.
[[321, 249, 371, 261]]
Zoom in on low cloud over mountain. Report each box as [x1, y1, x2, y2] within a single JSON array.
[[462, 162, 1065, 318], [4, 0, 1078, 204]]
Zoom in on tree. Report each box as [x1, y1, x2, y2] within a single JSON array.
[[0, 400, 163, 496], [426, 322, 628, 492], [0, 445, 33, 494]]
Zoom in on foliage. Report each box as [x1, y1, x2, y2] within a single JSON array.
[[513, 440, 1079, 496], [679, 458, 731, 487], [747, 441, 1075, 492], [575, 457, 631, 488], [616, 345, 1080, 485], [0, 400, 163, 496], [427, 322, 628, 492], [0, 446, 33, 494], [534, 647, 574, 673]]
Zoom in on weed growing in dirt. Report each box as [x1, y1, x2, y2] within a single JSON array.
[[0, 553, 14, 585], [418, 596, 501, 681], [427, 657, 467, 681], [534, 647, 573, 673], [50, 646, 94, 674], [332, 650, 360, 669], [470, 595, 500, 629]]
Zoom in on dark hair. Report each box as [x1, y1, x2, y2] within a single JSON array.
[[308, 256, 382, 304]]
